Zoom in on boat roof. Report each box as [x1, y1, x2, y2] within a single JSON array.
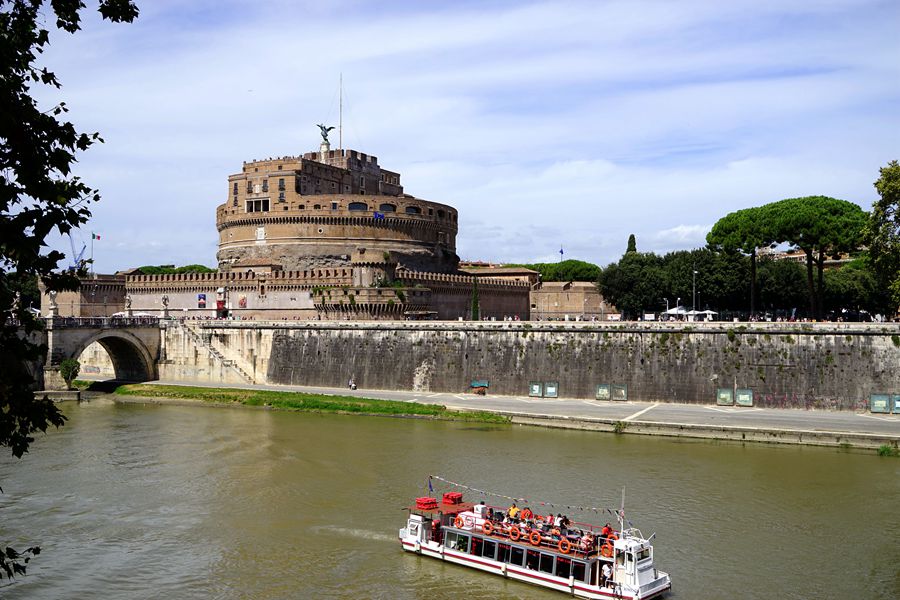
[[410, 501, 476, 515]]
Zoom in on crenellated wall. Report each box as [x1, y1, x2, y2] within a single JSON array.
[[157, 321, 900, 410]]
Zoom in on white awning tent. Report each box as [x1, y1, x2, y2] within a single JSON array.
[[664, 306, 689, 315]]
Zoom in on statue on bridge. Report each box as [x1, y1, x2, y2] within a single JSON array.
[[317, 123, 335, 144]]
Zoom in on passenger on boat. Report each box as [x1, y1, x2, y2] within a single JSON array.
[[560, 515, 571, 530], [601, 562, 612, 587], [507, 503, 520, 521], [601, 523, 613, 543], [554, 514, 563, 527]]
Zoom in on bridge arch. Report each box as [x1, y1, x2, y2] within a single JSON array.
[[72, 329, 158, 382]]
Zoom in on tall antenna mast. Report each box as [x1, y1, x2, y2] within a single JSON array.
[[339, 73, 343, 150]]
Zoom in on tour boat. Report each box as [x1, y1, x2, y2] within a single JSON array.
[[399, 489, 671, 599]]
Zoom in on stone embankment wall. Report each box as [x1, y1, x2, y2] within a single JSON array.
[[161, 321, 900, 409]]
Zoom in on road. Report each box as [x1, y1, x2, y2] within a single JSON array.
[[146, 379, 900, 438]]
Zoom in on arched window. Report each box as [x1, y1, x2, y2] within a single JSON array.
[[348, 202, 368, 211], [405, 206, 421, 215], [379, 203, 396, 213]]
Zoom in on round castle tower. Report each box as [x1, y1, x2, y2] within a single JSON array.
[[216, 143, 459, 273]]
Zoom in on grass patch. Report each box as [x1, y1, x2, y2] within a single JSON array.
[[877, 444, 898, 457], [114, 384, 509, 423]]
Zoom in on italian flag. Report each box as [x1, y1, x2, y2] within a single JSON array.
[[92, 232, 101, 240]]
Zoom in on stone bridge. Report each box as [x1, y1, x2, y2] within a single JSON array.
[[42, 317, 162, 389]]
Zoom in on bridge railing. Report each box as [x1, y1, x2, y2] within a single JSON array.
[[45, 316, 160, 328]]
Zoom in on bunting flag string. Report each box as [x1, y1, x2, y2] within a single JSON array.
[[429, 475, 624, 518]]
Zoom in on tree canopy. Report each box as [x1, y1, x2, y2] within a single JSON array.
[[505, 259, 601, 282], [1, 0, 139, 580], [136, 264, 215, 275], [864, 160, 900, 309]]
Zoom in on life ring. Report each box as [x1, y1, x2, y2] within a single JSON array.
[[453, 516, 464, 529], [601, 542, 614, 558], [521, 508, 533, 520], [509, 526, 522, 541], [529, 531, 542, 546], [482, 521, 494, 535], [608, 532, 618, 541], [558, 539, 572, 554]]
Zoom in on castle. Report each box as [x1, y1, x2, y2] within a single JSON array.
[[120, 138, 532, 320]]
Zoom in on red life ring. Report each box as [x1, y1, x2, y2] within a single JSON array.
[[521, 508, 534, 520], [608, 532, 619, 541], [509, 526, 522, 541], [558, 539, 572, 554], [601, 542, 614, 558], [453, 516, 464, 529], [482, 521, 494, 535], [529, 531, 542, 546]]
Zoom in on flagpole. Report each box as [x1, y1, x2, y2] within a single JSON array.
[[90, 233, 94, 276]]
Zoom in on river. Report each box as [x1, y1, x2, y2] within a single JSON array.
[[0, 398, 897, 599]]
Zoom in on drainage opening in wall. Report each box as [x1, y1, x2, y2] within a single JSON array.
[[318, 228, 324, 234]]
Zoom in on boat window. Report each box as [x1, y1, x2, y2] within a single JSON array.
[[482, 540, 497, 560], [470, 537, 482, 556], [539, 553, 555, 574], [444, 531, 457, 548], [572, 561, 586, 582], [455, 534, 470, 552], [556, 556, 572, 579], [497, 543, 511, 563], [509, 546, 525, 566], [525, 549, 540, 570], [637, 548, 651, 562]]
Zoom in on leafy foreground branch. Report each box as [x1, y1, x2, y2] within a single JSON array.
[[0, 546, 40, 579], [114, 385, 509, 424]]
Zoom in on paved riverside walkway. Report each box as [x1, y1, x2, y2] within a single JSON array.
[[145, 379, 900, 447]]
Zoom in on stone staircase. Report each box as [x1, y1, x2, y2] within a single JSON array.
[[176, 322, 255, 384]]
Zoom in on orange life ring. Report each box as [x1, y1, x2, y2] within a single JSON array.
[[509, 526, 522, 541], [558, 539, 572, 554], [529, 531, 542, 546], [601, 542, 614, 558], [608, 532, 619, 541], [521, 508, 533, 520], [453, 516, 464, 529], [481, 521, 494, 535]]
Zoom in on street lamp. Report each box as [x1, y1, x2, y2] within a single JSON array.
[[664, 297, 669, 312], [692, 270, 698, 311]]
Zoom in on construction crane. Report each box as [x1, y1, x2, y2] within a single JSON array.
[[67, 233, 86, 272]]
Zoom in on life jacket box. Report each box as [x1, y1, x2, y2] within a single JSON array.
[[416, 497, 439, 509], [443, 492, 464, 505]]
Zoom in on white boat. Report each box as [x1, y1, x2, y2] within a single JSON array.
[[399, 489, 671, 599]]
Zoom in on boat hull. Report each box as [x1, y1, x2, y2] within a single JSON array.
[[399, 538, 671, 600]]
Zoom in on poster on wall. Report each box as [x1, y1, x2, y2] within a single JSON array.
[[239, 296, 247, 308], [197, 293, 206, 308]]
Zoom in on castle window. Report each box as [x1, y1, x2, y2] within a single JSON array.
[[232, 199, 238, 207], [278, 178, 285, 191], [359, 176, 365, 188], [299, 204, 305, 210], [246, 199, 269, 213], [277, 165, 282, 170], [314, 204, 321, 210], [405, 206, 421, 215], [348, 202, 367, 211], [232, 182, 238, 195], [428, 208, 434, 216], [262, 180, 268, 192], [437, 210, 445, 218], [278, 192, 285, 202], [247, 181, 252, 193], [331, 202, 338, 210], [379, 203, 396, 212]]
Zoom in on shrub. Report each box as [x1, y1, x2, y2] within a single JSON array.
[[59, 358, 80, 390]]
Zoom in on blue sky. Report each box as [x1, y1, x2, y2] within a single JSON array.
[[36, 0, 900, 271]]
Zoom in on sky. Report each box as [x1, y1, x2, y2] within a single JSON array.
[[34, 0, 900, 271]]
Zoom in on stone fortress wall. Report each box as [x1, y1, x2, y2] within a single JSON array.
[[157, 320, 900, 411]]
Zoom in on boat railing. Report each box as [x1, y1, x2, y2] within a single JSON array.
[[461, 513, 619, 560]]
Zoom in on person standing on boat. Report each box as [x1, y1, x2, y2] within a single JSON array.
[[507, 503, 520, 521], [601, 561, 612, 587], [601, 522, 613, 543]]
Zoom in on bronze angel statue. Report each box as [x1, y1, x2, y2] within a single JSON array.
[[317, 123, 335, 143]]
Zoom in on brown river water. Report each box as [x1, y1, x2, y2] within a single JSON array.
[[0, 398, 897, 599]]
